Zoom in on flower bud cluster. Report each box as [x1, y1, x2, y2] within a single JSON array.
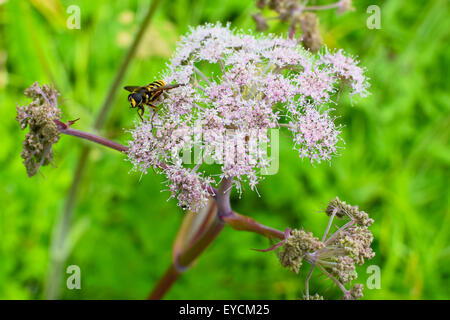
[[252, 1, 355, 51], [278, 197, 375, 299], [16, 82, 61, 177], [279, 229, 324, 273]]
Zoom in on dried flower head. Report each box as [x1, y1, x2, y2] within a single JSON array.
[[326, 197, 374, 226], [337, 225, 375, 265], [303, 293, 324, 300], [252, 12, 269, 31], [331, 256, 357, 283], [279, 229, 324, 273], [276, 198, 374, 299], [254, 0, 356, 38], [337, 0, 355, 15], [127, 23, 368, 210], [16, 82, 61, 177], [298, 12, 323, 53], [343, 283, 364, 300], [265, 0, 297, 22]]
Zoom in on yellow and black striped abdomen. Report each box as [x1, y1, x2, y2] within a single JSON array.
[[144, 80, 166, 104], [145, 80, 165, 91]]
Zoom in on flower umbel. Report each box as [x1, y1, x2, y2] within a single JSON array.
[[16, 82, 62, 177], [277, 197, 375, 300], [127, 24, 369, 210]]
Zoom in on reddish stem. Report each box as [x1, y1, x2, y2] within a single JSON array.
[[147, 264, 181, 300], [55, 120, 129, 153], [224, 212, 285, 240], [148, 178, 233, 299], [186, 200, 218, 247], [148, 214, 225, 300], [148, 207, 286, 299]]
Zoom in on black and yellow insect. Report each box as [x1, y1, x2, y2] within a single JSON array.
[[124, 80, 183, 120]]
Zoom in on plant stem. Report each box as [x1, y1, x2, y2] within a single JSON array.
[[56, 122, 129, 153], [45, 147, 90, 299], [148, 177, 235, 300], [177, 215, 225, 269], [193, 65, 212, 86], [147, 264, 181, 300], [148, 212, 225, 300], [322, 208, 337, 242], [216, 177, 233, 219], [45, 0, 161, 299], [324, 220, 355, 246], [94, 0, 162, 130], [304, 3, 341, 11], [304, 210, 339, 299], [148, 203, 288, 299], [305, 264, 315, 300], [186, 200, 218, 248], [223, 212, 285, 240], [316, 264, 347, 293]]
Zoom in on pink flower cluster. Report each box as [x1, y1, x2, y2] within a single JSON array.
[[127, 23, 369, 210], [320, 49, 369, 98]]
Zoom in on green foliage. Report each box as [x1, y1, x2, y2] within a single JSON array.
[[0, 0, 448, 299]]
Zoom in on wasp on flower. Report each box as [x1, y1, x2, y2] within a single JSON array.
[[127, 23, 369, 211], [15, 20, 373, 301]]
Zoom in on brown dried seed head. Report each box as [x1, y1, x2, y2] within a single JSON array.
[[16, 82, 62, 177], [299, 12, 323, 53]]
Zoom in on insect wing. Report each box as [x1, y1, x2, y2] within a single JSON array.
[[124, 86, 142, 92], [147, 83, 184, 93]]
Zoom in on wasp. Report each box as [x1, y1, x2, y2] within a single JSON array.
[[124, 80, 183, 120]]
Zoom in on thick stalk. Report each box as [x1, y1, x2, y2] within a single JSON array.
[[147, 264, 181, 300], [216, 177, 233, 219], [149, 213, 224, 300], [148, 184, 289, 299], [148, 177, 235, 300]]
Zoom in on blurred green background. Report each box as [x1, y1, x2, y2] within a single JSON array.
[[0, 0, 449, 299]]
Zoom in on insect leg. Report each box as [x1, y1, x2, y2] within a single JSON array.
[[137, 106, 144, 121], [150, 109, 157, 124]]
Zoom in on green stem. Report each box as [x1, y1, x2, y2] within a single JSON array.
[[45, 0, 161, 299], [93, 0, 162, 130]]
